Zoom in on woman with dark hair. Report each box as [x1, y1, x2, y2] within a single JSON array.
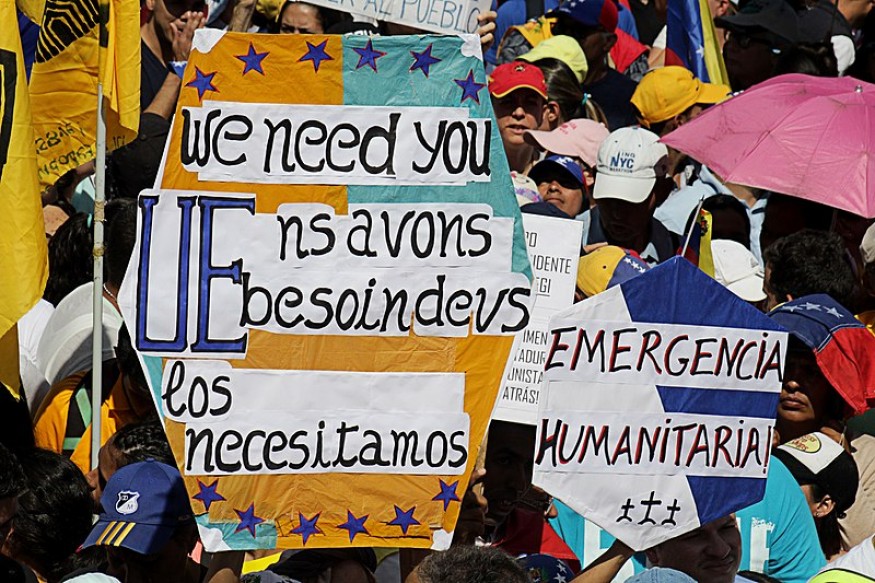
[[530, 57, 609, 127], [274, 0, 348, 34], [3, 449, 98, 582], [774, 432, 859, 560]]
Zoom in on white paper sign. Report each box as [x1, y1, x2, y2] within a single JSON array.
[[493, 214, 582, 424], [304, 0, 490, 35], [181, 103, 492, 185], [130, 190, 532, 358], [165, 360, 470, 475]]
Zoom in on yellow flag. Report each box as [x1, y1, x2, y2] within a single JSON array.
[[0, 0, 49, 396], [699, 209, 715, 277], [26, 0, 140, 187]]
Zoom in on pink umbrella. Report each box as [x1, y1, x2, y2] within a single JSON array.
[[661, 74, 875, 217]]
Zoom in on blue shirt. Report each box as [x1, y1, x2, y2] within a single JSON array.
[[548, 458, 825, 583]]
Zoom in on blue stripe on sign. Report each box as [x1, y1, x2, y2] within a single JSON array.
[[687, 475, 767, 526], [621, 257, 785, 332], [655, 386, 779, 418]]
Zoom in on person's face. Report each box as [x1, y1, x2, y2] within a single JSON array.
[[778, 349, 836, 438], [710, 208, 750, 249], [597, 195, 654, 249], [648, 515, 741, 583], [762, 263, 783, 311], [708, 0, 730, 18], [148, 0, 206, 45], [493, 90, 547, 149], [86, 436, 124, 510], [759, 199, 809, 258], [576, 28, 617, 75], [536, 172, 585, 217], [723, 29, 780, 91], [483, 421, 536, 524], [279, 2, 324, 34]]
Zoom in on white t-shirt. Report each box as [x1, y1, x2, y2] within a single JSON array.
[[813, 536, 875, 581]]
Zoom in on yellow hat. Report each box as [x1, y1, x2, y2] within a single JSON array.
[[630, 66, 730, 128], [519, 36, 589, 85]]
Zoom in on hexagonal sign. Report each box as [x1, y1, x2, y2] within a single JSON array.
[[117, 31, 532, 552], [532, 257, 787, 551]]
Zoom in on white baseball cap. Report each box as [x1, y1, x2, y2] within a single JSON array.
[[711, 239, 766, 303], [593, 127, 668, 204]]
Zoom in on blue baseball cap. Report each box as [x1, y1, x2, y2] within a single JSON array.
[[528, 155, 585, 189], [82, 460, 194, 555], [550, 0, 619, 32]]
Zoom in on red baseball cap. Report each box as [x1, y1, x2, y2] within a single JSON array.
[[488, 62, 548, 99]]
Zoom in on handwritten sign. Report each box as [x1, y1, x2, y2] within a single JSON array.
[[494, 214, 581, 424], [117, 31, 530, 552], [305, 0, 491, 35], [532, 257, 786, 551]]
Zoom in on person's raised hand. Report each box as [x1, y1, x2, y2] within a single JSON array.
[[171, 10, 206, 62], [477, 11, 497, 53], [452, 468, 488, 546]]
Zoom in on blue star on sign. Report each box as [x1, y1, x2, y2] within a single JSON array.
[[234, 504, 265, 537], [387, 505, 420, 535], [299, 40, 333, 72], [235, 42, 268, 75], [291, 512, 320, 545], [193, 479, 225, 511], [185, 67, 218, 100], [454, 70, 486, 105], [409, 43, 441, 78], [338, 510, 369, 542], [432, 479, 460, 510], [353, 39, 386, 72]]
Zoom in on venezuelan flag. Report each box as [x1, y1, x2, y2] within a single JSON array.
[[666, 0, 728, 86]]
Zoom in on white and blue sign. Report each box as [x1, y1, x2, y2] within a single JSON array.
[[533, 257, 787, 551]]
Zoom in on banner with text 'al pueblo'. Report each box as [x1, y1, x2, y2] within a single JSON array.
[[304, 0, 491, 36], [494, 214, 581, 424], [117, 30, 532, 552], [532, 258, 786, 551]]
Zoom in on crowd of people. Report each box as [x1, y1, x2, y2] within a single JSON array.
[[7, 0, 875, 579]]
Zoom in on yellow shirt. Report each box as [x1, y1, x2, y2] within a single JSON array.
[[33, 367, 139, 474]]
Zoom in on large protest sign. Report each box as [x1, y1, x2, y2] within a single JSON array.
[[532, 257, 786, 551], [494, 214, 581, 424], [304, 0, 491, 35], [117, 31, 531, 551]]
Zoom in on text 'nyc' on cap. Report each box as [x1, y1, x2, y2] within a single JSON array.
[[82, 460, 194, 555], [593, 127, 668, 204], [488, 62, 548, 99], [631, 66, 731, 127]]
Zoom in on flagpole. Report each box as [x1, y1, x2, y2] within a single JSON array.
[[91, 83, 107, 470], [680, 196, 706, 258]]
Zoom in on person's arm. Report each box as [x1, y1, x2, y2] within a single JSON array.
[[145, 10, 204, 117], [477, 11, 497, 54], [228, 0, 257, 32], [571, 539, 635, 583]]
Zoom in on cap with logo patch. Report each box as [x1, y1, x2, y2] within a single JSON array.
[[82, 460, 194, 555], [774, 432, 859, 515], [593, 127, 668, 204], [488, 62, 548, 99]]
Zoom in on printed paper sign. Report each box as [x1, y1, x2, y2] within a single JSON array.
[[532, 258, 786, 551], [494, 214, 582, 424], [305, 0, 491, 35], [117, 31, 531, 552]]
